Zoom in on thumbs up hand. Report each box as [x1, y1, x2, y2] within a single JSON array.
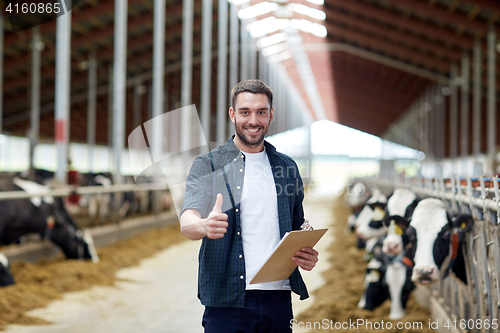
[[204, 193, 229, 239]]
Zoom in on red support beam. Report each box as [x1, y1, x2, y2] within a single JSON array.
[[327, 0, 475, 49], [326, 11, 462, 62], [327, 24, 450, 73]]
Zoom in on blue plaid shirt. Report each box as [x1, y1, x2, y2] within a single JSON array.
[[180, 136, 309, 308]]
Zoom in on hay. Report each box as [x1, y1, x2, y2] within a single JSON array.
[[0, 224, 185, 330], [296, 197, 435, 333]]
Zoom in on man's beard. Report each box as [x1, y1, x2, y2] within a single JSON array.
[[234, 119, 269, 148]]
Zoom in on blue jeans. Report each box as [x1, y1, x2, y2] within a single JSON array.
[[202, 290, 293, 333]]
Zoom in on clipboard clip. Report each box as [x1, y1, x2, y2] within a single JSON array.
[[300, 219, 314, 231]]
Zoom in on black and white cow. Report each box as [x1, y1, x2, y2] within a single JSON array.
[[357, 188, 419, 320], [406, 198, 474, 285], [0, 178, 99, 263], [0, 253, 15, 286], [345, 182, 372, 232], [358, 220, 416, 320], [355, 188, 388, 242]]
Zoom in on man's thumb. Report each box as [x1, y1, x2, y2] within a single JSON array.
[[212, 193, 223, 214]]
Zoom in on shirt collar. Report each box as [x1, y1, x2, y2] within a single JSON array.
[[226, 135, 277, 156]]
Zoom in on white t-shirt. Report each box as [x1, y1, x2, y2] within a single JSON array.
[[240, 149, 291, 290]]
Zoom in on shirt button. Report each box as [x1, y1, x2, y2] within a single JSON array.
[[237, 186, 241, 190], [240, 275, 244, 280], [235, 208, 239, 213], [239, 255, 243, 258], [240, 169, 243, 172], [237, 231, 240, 235], [241, 154, 244, 158]]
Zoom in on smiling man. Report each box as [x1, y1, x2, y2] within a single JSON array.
[[179, 79, 319, 333]]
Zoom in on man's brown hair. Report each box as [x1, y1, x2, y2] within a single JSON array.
[[231, 79, 273, 110]]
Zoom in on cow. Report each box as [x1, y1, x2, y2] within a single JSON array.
[[357, 188, 419, 320], [0, 177, 99, 264], [0, 253, 15, 286], [358, 222, 416, 320], [404, 198, 474, 285], [345, 182, 372, 232], [355, 188, 388, 242]]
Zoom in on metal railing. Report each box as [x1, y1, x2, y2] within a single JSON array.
[[359, 176, 500, 333]]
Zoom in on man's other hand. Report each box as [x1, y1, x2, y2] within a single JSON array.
[[291, 247, 319, 271]]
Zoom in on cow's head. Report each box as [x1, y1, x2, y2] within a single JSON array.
[[47, 198, 99, 262], [382, 215, 416, 258], [0, 253, 15, 286], [409, 198, 473, 285], [355, 191, 388, 241]]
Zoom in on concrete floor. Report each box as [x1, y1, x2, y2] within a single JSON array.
[[5, 192, 336, 333]]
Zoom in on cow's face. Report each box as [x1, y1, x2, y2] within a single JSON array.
[[382, 215, 412, 256], [47, 199, 99, 262], [49, 222, 98, 261], [410, 198, 474, 285], [356, 202, 387, 241], [0, 253, 15, 286]]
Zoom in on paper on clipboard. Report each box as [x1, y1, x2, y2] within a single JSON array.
[[249, 228, 328, 284]]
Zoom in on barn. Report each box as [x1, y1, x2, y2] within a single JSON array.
[[0, 0, 499, 332]]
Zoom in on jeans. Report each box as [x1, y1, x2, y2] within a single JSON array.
[[202, 290, 293, 333]]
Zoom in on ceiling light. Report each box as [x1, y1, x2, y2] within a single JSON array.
[[293, 3, 326, 20], [305, 0, 324, 4], [247, 17, 290, 38], [238, 2, 279, 20], [262, 43, 288, 56], [228, 0, 250, 4], [256, 33, 287, 48]]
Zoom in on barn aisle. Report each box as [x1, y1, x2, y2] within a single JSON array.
[[4, 191, 336, 333]]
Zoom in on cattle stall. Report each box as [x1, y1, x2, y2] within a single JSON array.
[[356, 175, 500, 333], [0, 180, 173, 263]]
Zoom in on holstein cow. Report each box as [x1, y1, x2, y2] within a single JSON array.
[[355, 189, 388, 243], [375, 215, 417, 320], [0, 253, 15, 286], [353, 189, 389, 259], [0, 178, 99, 264], [357, 188, 419, 320], [407, 198, 474, 285], [345, 182, 372, 232]]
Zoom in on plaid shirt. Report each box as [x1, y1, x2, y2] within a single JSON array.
[[180, 136, 309, 308]]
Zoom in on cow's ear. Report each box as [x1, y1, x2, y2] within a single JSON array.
[[452, 214, 474, 234], [396, 217, 411, 232], [404, 198, 420, 220]]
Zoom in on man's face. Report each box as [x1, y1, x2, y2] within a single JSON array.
[[229, 92, 274, 150]]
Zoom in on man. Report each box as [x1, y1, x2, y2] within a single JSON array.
[[180, 79, 318, 332]]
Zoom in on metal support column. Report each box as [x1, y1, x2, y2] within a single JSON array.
[[55, 9, 72, 184], [216, 0, 228, 143], [87, 51, 97, 173], [450, 63, 459, 174], [200, 0, 212, 144], [133, 79, 144, 130], [240, 20, 248, 81], [229, 1, 239, 90], [228, 1, 239, 136], [473, 38, 482, 157], [29, 27, 42, 180], [108, 64, 113, 157], [460, 52, 470, 175], [0, 15, 4, 134], [153, 0, 166, 182], [181, 0, 193, 109], [487, 25, 497, 175], [249, 31, 257, 79], [151, 0, 166, 213], [112, 0, 128, 184]]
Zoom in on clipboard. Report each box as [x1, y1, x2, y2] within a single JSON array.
[[249, 228, 328, 284]]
